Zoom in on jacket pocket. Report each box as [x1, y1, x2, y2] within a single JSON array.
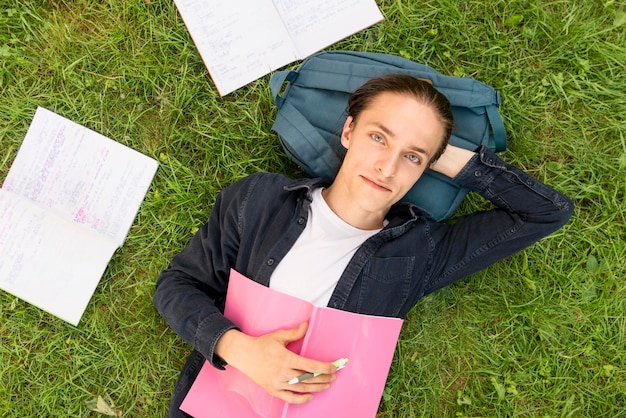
[[358, 256, 415, 317]]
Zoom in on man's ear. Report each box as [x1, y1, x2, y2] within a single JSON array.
[[340, 116, 354, 149]]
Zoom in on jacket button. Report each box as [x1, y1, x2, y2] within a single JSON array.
[[267, 258, 275, 266], [474, 170, 482, 177], [298, 217, 305, 225]]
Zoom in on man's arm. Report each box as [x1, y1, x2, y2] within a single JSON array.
[[429, 144, 475, 178], [423, 144, 573, 295]]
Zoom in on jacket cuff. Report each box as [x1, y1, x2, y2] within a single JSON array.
[[452, 145, 507, 192], [195, 312, 239, 370]]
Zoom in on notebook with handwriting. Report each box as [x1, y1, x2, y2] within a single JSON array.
[[0, 107, 157, 325], [179, 268, 403, 418], [173, 0, 383, 95]]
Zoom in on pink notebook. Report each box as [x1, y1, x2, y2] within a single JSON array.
[[179, 269, 403, 418]]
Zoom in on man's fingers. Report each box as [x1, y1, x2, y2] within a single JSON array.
[[276, 380, 333, 404], [271, 324, 338, 378], [291, 359, 337, 377], [277, 391, 314, 404], [276, 321, 308, 345]]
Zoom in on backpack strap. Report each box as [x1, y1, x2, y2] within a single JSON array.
[[486, 92, 507, 152], [270, 70, 298, 108]]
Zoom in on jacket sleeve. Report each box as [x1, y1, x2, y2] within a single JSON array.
[[152, 176, 258, 369], [424, 146, 573, 295]]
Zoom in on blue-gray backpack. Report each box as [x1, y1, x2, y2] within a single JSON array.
[[270, 50, 506, 221]]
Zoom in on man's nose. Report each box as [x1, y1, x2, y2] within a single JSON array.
[[376, 151, 399, 177]]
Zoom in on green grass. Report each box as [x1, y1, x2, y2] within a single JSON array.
[[1, 0, 625, 416]]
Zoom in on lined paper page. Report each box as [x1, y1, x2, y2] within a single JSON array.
[[3, 107, 158, 246], [174, 0, 296, 96], [173, 0, 383, 95], [272, 0, 384, 58], [0, 190, 116, 325]]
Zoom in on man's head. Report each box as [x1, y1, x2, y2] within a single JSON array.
[[346, 74, 454, 166], [323, 75, 455, 229]]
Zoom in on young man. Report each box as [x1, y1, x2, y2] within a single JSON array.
[[154, 75, 573, 415]]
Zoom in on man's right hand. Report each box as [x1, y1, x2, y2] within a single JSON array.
[[214, 322, 338, 403]]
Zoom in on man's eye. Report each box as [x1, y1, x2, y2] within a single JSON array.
[[407, 154, 421, 164], [372, 134, 384, 143]]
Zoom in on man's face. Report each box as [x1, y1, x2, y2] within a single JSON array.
[[334, 92, 444, 220]]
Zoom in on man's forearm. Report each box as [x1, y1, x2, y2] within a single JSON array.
[[429, 145, 475, 178]]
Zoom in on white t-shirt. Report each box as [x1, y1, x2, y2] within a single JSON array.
[[269, 188, 381, 306]]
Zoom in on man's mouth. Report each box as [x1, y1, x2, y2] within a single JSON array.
[[361, 175, 391, 192]]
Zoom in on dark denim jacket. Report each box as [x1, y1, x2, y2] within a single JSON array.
[[154, 147, 572, 412]]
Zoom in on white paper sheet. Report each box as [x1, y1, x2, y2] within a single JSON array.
[[0, 107, 158, 325], [173, 0, 383, 95], [272, 0, 384, 58], [174, 0, 296, 96], [3, 107, 158, 246], [0, 190, 117, 325]]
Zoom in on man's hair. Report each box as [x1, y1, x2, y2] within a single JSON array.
[[347, 74, 454, 165]]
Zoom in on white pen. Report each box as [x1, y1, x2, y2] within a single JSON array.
[[288, 358, 349, 385]]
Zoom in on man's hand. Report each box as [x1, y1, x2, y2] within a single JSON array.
[[215, 322, 338, 403]]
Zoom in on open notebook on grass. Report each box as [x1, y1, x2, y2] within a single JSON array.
[[0, 107, 158, 325], [173, 0, 384, 95], [180, 269, 403, 418]]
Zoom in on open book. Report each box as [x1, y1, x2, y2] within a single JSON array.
[[0, 107, 158, 325], [180, 269, 403, 418], [173, 0, 384, 96]]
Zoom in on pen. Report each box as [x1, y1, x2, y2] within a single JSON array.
[[287, 358, 348, 385]]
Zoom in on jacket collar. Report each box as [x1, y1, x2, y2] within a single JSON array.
[[283, 177, 331, 194], [283, 177, 432, 225]]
